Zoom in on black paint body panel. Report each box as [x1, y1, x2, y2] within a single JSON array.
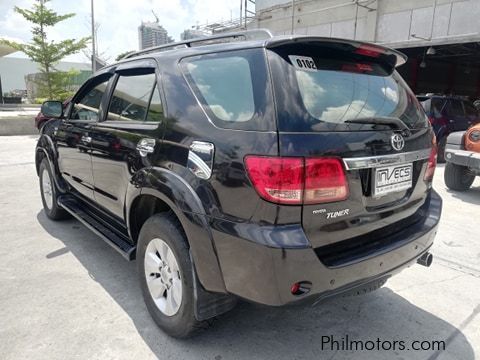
[[35, 37, 442, 306]]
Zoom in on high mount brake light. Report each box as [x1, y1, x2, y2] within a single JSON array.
[[355, 44, 384, 58], [244, 156, 349, 205], [341, 63, 373, 73]]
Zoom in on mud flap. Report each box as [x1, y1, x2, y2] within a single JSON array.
[[190, 251, 237, 321]]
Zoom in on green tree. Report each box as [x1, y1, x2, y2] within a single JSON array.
[[0, 0, 89, 99]]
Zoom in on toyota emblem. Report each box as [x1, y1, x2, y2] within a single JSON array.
[[391, 133, 405, 151]]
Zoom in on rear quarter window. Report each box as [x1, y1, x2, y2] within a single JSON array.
[[181, 49, 274, 131]]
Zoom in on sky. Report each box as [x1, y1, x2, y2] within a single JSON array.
[[0, 0, 242, 63]]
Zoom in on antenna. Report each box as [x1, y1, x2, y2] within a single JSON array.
[[151, 10, 159, 23]]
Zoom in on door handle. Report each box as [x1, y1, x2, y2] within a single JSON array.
[[136, 138, 155, 157], [80, 135, 92, 143]]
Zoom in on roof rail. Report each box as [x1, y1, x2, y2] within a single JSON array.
[[122, 29, 273, 60]]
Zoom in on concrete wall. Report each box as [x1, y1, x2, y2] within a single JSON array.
[[254, 0, 480, 48], [0, 57, 90, 93], [0, 117, 38, 136]]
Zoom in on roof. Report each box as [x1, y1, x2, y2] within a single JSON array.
[[100, 29, 407, 73]]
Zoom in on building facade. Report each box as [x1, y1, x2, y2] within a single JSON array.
[[180, 28, 208, 40], [254, 0, 480, 46], [252, 0, 480, 97], [138, 21, 174, 50]]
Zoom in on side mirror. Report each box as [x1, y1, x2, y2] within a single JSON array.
[[41, 101, 64, 118]]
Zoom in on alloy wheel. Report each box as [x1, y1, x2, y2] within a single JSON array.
[[144, 238, 183, 316]]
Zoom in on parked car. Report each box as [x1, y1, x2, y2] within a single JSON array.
[[417, 95, 480, 162], [444, 123, 480, 191], [35, 99, 70, 130], [35, 30, 441, 338]]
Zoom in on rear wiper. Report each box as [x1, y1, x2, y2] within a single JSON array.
[[345, 116, 411, 135]]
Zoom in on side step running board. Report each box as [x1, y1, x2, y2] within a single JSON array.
[[58, 195, 136, 260]]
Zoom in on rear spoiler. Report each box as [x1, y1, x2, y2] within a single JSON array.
[[265, 36, 407, 68]]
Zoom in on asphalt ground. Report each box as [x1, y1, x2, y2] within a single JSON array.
[[0, 135, 479, 360]]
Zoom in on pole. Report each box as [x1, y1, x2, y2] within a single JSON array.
[[353, 0, 359, 40], [0, 75, 3, 104], [240, 0, 243, 29], [429, 0, 437, 39], [291, 0, 295, 34], [91, 0, 96, 73]]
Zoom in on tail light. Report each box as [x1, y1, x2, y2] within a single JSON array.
[[424, 145, 437, 182], [428, 116, 447, 128], [304, 158, 349, 204], [244, 157, 304, 204], [244, 156, 349, 205]]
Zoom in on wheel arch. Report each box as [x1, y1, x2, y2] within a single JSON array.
[[126, 167, 227, 293], [446, 131, 466, 149], [35, 135, 56, 175], [35, 134, 69, 193]]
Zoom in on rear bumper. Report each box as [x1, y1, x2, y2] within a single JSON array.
[[445, 148, 480, 171], [211, 191, 442, 306]]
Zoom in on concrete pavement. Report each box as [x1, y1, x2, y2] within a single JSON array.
[[0, 135, 479, 360]]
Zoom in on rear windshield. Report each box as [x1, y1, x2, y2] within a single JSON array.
[[268, 44, 428, 132]]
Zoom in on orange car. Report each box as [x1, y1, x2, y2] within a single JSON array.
[[444, 123, 480, 191], [465, 124, 480, 152]]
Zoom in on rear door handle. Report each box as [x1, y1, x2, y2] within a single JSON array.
[[136, 138, 155, 156]]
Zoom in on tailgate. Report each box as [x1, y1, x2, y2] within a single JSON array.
[[267, 39, 435, 251], [278, 130, 434, 249]]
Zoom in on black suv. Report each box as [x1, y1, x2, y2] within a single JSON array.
[[417, 95, 480, 162], [36, 30, 441, 337]]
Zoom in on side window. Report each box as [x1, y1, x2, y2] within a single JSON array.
[[430, 99, 445, 118], [71, 78, 110, 120], [446, 100, 464, 117], [107, 72, 157, 122], [145, 86, 164, 122], [179, 48, 274, 131], [464, 102, 478, 117], [184, 56, 255, 123]]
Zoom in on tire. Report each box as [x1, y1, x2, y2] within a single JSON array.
[[39, 158, 69, 220], [437, 137, 447, 163], [137, 212, 200, 338], [444, 162, 475, 191]]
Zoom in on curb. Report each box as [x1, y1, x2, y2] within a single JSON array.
[[0, 117, 39, 136]]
